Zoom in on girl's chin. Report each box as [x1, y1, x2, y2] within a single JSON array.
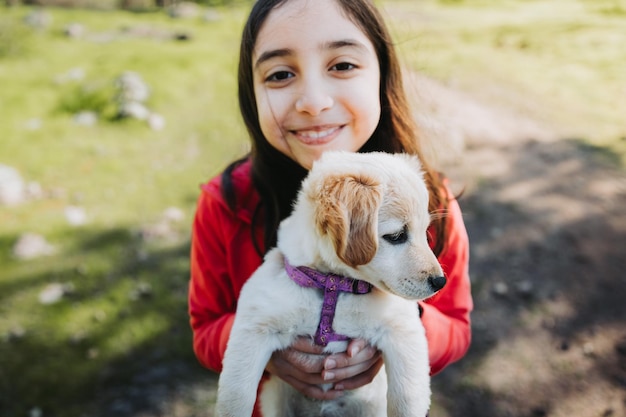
[[289, 138, 365, 169], [294, 156, 317, 170], [292, 151, 326, 170]]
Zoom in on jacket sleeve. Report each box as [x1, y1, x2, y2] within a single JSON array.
[[189, 183, 255, 372], [419, 196, 473, 375], [188, 187, 238, 372], [188, 180, 265, 417]]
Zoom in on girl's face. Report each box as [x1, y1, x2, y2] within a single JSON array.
[[252, 0, 381, 169]]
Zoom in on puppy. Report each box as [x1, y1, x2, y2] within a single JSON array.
[[215, 151, 446, 417]]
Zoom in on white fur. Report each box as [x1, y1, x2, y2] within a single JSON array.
[[215, 151, 444, 417]]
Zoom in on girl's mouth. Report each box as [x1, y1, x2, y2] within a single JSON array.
[[291, 126, 342, 144]]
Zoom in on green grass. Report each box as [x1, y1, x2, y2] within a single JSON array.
[[0, 1, 624, 416], [385, 0, 626, 162], [0, 5, 248, 416]]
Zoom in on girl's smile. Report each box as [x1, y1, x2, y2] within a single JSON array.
[[290, 125, 343, 144], [252, 0, 381, 169]]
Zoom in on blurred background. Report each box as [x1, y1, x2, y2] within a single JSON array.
[[1, 1, 625, 416]]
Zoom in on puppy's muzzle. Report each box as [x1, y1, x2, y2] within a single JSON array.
[[428, 275, 447, 292]]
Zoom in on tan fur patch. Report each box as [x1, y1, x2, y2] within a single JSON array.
[[314, 173, 382, 267]]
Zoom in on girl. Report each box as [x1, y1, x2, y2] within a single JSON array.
[[189, 0, 473, 415]]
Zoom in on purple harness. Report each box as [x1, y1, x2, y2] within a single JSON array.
[[284, 259, 373, 346]]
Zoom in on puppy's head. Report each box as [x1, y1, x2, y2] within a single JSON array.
[[301, 151, 446, 300]]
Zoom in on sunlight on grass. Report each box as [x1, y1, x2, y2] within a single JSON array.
[[385, 0, 626, 161], [0, 7, 243, 408], [0, 6, 248, 233]]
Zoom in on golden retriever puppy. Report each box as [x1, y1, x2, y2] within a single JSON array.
[[216, 151, 446, 417]]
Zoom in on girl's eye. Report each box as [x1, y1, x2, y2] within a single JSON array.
[[382, 225, 409, 245], [266, 71, 294, 82], [331, 62, 356, 72]]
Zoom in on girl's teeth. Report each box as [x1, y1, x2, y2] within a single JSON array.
[[300, 128, 336, 139]]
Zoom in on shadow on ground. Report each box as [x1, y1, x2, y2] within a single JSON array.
[[433, 138, 626, 417], [0, 226, 217, 417]]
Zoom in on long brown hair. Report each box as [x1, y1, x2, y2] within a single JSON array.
[[223, 0, 449, 256]]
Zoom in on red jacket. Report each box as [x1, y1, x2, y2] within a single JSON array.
[[189, 159, 472, 412]]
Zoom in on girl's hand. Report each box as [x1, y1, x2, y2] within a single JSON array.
[[266, 336, 383, 400]]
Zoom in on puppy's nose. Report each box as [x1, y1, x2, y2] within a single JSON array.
[[428, 275, 447, 292]]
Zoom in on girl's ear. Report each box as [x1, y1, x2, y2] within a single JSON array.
[[313, 173, 382, 267]]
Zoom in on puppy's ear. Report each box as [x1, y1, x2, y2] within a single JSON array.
[[314, 173, 382, 267]]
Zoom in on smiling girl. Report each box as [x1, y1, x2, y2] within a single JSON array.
[[189, 0, 473, 415]]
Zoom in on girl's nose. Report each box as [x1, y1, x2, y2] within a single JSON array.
[[295, 81, 333, 116]]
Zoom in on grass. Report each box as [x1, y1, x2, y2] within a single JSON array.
[[0, 5, 248, 416], [0, 1, 624, 416], [384, 0, 626, 162]]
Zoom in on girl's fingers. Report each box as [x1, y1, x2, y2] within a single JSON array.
[[321, 351, 382, 382], [268, 350, 345, 401], [281, 374, 345, 401], [267, 337, 383, 400], [332, 356, 384, 391], [323, 341, 378, 371], [269, 350, 325, 384], [347, 338, 368, 357]]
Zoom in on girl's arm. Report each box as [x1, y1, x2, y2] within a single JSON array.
[[420, 196, 473, 374], [188, 185, 258, 372], [189, 192, 231, 371]]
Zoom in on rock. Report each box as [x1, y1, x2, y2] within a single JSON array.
[[203, 9, 221, 23], [0, 164, 25, 206], [38, 283, 74, 305], [115, 71, 150, 103], [54, 67, 85, 84], [138, 221, 177, 242], [73, 111, 98, 126], [147, 113, 165, 131], [29, 407, 43, 417], [39, 284, 64, 305], [69, 331, 88, 346], [113, 71, 164, 128], [26, 181, 43, 199], [87, 348, 99, 359], [24, 118, 42, 130], [4, 325, 26, 342], [64, 205, 88, 226], [24, 10, 52, 30], [48, 187, 67, 199], [64, 23, 85, 38], [136, 207, 186, 242], [130, 282, 152, 300], [92, 310, 107, 323], [119, 101, 150, 120], [582, 342, 595, 357], [109, 399, 133, 414], [172, 32, 192, 41], [168, 2, 199, 19], [492, 281, 509, 296], [515, 280, 534, 298], [12, 233, 56, 260], [163, 206, 184, 223]]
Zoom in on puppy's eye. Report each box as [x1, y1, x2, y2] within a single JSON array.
[[383, 226, 409, 245]]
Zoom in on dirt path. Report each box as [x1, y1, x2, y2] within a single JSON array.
[[409, 73, 626, 417]]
